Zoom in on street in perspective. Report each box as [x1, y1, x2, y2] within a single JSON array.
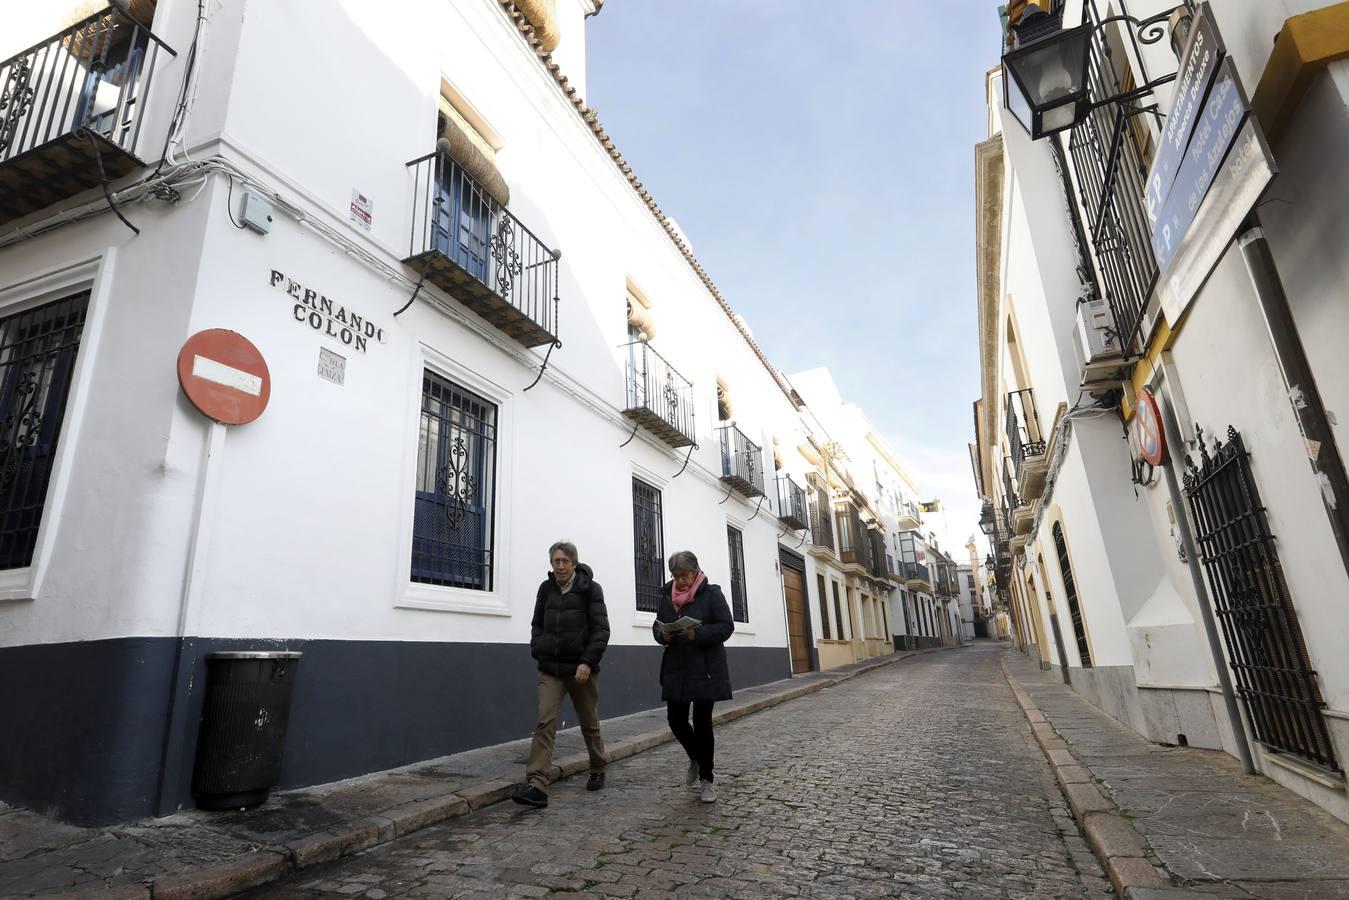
[[4, 0, 1349, 898]]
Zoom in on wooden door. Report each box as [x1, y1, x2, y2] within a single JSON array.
[[782, 566, 812, 674]]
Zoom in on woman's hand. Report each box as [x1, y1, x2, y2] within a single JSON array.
[[682, 627, 696, 641]]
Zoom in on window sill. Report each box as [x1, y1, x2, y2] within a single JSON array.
[[0, 567, 35, 603], [397, 583, 512, 617]]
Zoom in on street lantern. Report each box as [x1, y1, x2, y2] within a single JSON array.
[[1003, 20, 1093, 139]]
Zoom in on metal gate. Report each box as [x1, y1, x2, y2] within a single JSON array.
[[1184, 426, 1340, 771]]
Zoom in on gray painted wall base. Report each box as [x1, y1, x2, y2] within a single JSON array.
[[0, 637, 790, 826]]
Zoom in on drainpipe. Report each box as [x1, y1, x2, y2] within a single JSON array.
[[1237, 213, 1349, 579], [1155, 375, 1256, 774]]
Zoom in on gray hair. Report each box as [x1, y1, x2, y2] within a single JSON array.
[[549, 541, 578, 563], [668, 550, 700, 574]]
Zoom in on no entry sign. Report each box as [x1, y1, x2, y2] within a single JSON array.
[[1135, 387, 1166, 467], [177, 330, 271, 425]]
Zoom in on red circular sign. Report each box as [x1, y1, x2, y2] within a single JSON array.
[[1135, 387, 1166, 466], [176, 330, 271, 425]]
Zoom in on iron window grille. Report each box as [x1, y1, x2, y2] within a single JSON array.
[[412, 372, 497, 590], [816, 573, 831, 640], [1184, 426, 1340, 771], [404, 149, 560, 348], [1051, 521, 1092, 667], [867, 528, 888, 580], [620, 340, 695, 447], [1065, 0, 1166, 353], [831, 581, 846, 641], [833, 499, 869, 569], [717, 425, 764, 497], [726, 525, 748, 623], [632, 477, 665, 613], [0, 292, 89, 570]]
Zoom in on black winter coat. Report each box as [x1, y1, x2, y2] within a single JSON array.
[[651, 579, 734, 702], [531, 563, 610, 677]]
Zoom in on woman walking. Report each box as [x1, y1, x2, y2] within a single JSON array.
[[653, 550, 734, 803]]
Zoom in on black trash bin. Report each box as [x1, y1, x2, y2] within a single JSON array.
[[191, 651, 302, 810]]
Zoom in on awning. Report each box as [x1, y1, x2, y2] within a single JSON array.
[[439, 97, 510, 206]]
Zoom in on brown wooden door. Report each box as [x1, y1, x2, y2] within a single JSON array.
[[782, 566, 812, 674]]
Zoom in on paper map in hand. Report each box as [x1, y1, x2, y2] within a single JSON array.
[[658, 616, 701, 634]]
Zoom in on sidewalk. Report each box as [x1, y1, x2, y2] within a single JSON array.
[[0, 646, 949, 899], [1002, 649, 1349, 900]]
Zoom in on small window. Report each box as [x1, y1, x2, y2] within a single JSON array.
[[726, 525, 748, 623], [816, 573, 831, 639], [0, 292, 90, 570], [412, 372, 498, 590], [832, 581, 845, 640], [632, 478, 665, 612]]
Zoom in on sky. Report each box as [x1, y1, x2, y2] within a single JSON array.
[[587, 2, 1003, 559]]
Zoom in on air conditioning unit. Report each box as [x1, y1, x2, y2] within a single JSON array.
[[1075, 298, 1125, 389]]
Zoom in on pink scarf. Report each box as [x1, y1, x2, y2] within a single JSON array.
[[671, 571, 706, 612]]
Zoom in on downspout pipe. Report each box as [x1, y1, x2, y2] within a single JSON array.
[[1237, 213, 1349, 578]]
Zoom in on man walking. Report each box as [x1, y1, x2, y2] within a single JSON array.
[[512, 541, 610, 808]]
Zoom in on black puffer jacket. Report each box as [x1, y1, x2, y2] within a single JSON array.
[[531, 563, 610, 677], [651, 579, 735, 702]]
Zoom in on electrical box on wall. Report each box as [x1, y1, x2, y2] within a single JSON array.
[[240, 190, 274, 235]]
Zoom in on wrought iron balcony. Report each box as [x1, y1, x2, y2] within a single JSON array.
[[868, 528, 888, 580], [0, 5, 175, 227], [717, 425, 764, 498], [776, 474, 808, 531], [808, 483, 835, 552], [621, 341, 694, 448], [1006, 388, 1047, 472], [833, 499, 871, 571], [1066, 0, 1164, 353], [404, 150, 559, 348], [907, 561, 931, 589]]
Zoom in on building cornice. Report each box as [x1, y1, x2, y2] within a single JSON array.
[[496, 2, 797, 407], [974, 134, 1005, 497]]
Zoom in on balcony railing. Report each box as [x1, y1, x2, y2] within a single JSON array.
[[1066, 0, 1164, 352], [808, 484, 834, 551], [1006, 388, 1046, 476], [834, 499, 871, 570], [404, 150, 559, 348], [621, 341, 695, 448], [867, 528, 888, 580], [718, 425, 764, 498], [776, 475, 808, 531], [0, 5, 175, 226]]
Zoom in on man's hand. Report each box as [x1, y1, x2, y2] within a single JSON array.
[[575, 663, 592, 683], [682, 627, 696, 641]]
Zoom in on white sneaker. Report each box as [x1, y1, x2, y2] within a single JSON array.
[[685, 759, 699, 786], [699, 779, 717, 803]]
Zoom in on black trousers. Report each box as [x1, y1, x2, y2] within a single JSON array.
[[667, 699, 716, 782]]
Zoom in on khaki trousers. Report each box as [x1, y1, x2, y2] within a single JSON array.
[[525, 671, 607, 791]]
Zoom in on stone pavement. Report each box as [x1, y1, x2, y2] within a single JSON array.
[[240, 641, 1113, 899], [1003, 649, 1349, 900], [1, 646, 943, 899]]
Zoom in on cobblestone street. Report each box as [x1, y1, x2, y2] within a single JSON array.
[[245, 644, 1111, 899]]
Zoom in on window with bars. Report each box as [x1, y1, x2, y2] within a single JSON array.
[[832, 581, 845, 640], [726, 525, 747, 623], [412, 372, 497, 590], [816, 573, 831, 639], [632, 477, 665, 612], [1051, 521, 1092, 667], [0, 292, 89, 570]]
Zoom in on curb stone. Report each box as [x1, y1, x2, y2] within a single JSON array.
[[1000, 656, 1205, 900], [14, 645, 955, 899]]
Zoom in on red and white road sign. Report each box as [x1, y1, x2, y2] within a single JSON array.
[[1135, 387, 1166, 466], [176, 330, 271, 425]]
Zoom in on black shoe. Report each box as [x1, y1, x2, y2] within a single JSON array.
[[511, 783, 548, 808], [586, 772, 606, 791]]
